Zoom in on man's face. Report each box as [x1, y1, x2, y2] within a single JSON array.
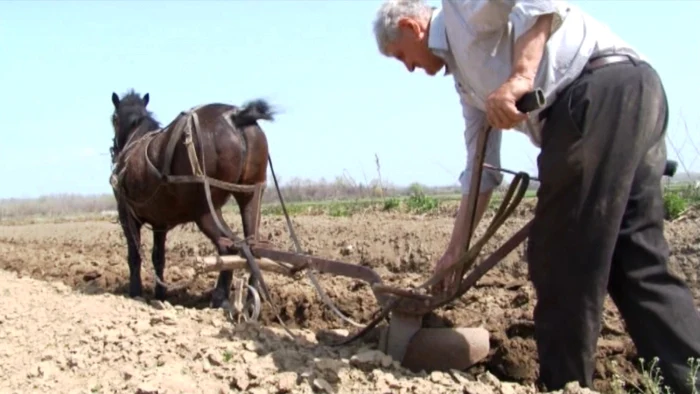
[[384, 17, 445, 76]]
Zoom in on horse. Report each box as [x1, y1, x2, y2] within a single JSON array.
[[109, 89, 275, 310]]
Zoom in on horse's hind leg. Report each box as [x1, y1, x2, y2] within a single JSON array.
[[234, 186, 263, 291], [151, 228, 168, 301], [195, 211, 235, 310]]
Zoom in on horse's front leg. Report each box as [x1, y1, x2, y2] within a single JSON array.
[[151, 228, 168, 301], [118, 202, 144, 298]]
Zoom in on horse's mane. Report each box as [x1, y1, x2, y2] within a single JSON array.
[[117, 89, 161, 131], [110, 89, 162, 162]]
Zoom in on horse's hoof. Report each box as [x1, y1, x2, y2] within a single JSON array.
[[129, 291, 144, 300], [219, 300, 232, 313], [154, 291, 167, 302], [129, 286, 144, 299], [210, 297, 230, 310]]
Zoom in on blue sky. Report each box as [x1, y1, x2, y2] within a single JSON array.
[[0, 0, 698, 199]]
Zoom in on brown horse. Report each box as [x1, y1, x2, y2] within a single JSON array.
[[109, 89, 275, 310]]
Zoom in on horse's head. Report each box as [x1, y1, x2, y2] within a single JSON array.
[[110, 89, 159, 161]]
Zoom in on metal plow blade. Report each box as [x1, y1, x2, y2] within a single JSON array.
[[375, 312, 491, 373], [400, 327, 490, 372]]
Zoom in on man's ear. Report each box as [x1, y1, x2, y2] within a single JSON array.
[[397, 16, 419, 37]]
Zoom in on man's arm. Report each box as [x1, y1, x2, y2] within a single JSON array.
[[444, 0, 564, 38], [510, 11, 555, 83], [446, 183, 493, 256], [485, 2, 560, 129], [444, 82, 503, 257], [509, 0, 563, 43], [508, 0, 563, 81], [446, 9, 556, 251]]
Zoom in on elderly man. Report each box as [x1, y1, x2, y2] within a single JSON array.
[[372, 0, 700, 392]]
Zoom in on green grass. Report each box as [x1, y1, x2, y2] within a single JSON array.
[[247, 185, 539, 218], [219, 181, 699, 221], [611, 356, 699, 394], [663, 183, 700, 221], [251, 182, 697, 221], [254, 192, 455, 217], [0, 179, 695, 223]]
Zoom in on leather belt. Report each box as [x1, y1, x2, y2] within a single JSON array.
[[584, 54, 635, 72], [537, 53, 639, 123]]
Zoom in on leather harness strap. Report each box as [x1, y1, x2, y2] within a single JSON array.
[[161, 105, 206, 180], [111, 105, 262, 212], [164, 109, 258, 193]]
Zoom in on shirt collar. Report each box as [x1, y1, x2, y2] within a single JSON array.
[[427, 7, 451, 76]]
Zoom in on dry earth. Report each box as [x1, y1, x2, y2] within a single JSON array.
[[0, 201, 698, 393]]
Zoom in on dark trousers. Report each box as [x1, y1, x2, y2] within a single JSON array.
[[526, 57, 700, 394]]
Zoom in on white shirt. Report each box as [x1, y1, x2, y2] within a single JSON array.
[[428, 0, 643, 194]]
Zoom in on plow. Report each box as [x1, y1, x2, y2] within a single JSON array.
[[205, 89, 548, 373], [111, 89, 679, 374]]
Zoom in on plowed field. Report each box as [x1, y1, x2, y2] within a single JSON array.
[[1, 201, 698, 393]]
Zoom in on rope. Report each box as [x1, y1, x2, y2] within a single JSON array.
[[266, 154, 366, 328]]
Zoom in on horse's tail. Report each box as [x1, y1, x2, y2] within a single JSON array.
[[231, 99, 276, 127]]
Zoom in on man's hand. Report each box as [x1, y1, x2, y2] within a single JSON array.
[[432, 190, 494, 294], [485, 75, 534, 130], [432, 248, 461, 294], [486, 13, 553, 130]]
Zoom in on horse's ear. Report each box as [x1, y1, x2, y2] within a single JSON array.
[[111, 92, 120, 109], [143, 93, 149, 107]]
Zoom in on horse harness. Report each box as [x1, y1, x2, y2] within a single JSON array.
[[109, 105, 359, 339], [109, 105, 302, 334], [109, 105, 272, 304], [110, 105, 263, 211]]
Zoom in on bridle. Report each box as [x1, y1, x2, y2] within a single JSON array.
[[110, 113, 120, 163], [110, 111, 147, 165]]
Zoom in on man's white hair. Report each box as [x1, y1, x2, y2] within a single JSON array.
[[373, 0, 433, 56]]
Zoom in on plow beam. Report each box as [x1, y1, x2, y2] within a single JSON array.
[[197, 250, 492, 372], [196, 255, 293, 276], [196, 248, 393, 315], [197, 249, 384, 293]]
